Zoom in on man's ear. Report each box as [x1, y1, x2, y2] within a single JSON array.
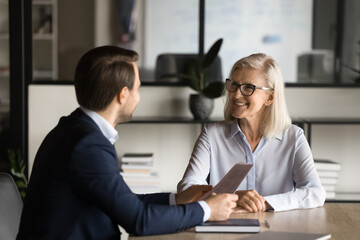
[[265, 91, 274, 106], [118, 87, 129, 104]]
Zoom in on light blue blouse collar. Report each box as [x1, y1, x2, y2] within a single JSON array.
[[79, 106, 119, 145], [229, 120, 283, 140]]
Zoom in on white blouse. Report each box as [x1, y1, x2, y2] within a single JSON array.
[[177, 121, 326, 212]]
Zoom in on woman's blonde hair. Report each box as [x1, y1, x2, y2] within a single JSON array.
[[224, 53, 291, 138]]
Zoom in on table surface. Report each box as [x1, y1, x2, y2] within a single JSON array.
[[129, 203, 360, 240]]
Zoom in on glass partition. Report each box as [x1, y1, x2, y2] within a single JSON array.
[[205, 0, 314, 83], [341, 0, 360, 84], [32, 0, 58, 80], [30, 0, 360, 85]]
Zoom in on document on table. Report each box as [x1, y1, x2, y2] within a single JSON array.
[[199, 162, 253, 200], [241, 231, 331, 240]]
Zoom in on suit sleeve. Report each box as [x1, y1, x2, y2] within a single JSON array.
[[136, 193, 170, 205], [68, 132, 204, 236]]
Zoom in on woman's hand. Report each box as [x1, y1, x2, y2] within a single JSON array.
[[235, 189, 267, 212], [232, 206, 251, 214]]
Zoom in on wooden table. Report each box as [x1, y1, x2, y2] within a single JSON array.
[[129, 203, 360, 240]]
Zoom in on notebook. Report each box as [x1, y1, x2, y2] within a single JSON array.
[[195, 218, 260, 233]]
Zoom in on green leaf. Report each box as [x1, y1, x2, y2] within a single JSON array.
[[343, 64, 360, 74], [7, 148, 28, 200], [184, 58, 201, 91], [202, 38, 223, 70], [20, 191, 26, 198], [21, 164, 26, 173], [10, 169, 23, 178], [16, 180, 27, 189], [202, 82, 225, 98]]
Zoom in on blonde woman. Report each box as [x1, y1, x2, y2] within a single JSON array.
[[178, 53, 325, 212]]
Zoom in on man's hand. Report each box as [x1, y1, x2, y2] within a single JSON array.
[[235, 190, 268, 212], [205, 193, 238, 221], [175, 185, 212, 204]]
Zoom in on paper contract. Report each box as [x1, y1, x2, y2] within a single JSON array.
[[200, 162, 253, 200]]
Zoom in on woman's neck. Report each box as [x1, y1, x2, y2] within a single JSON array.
[[238, 118, 263, 152]]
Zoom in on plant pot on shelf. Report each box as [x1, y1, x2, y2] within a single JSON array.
[[189, 94, 214, 120]]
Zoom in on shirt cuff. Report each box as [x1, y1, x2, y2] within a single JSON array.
[[169, 193, 210, 222], [198, 200, 211, 222], [169, 193, 176, 205], [263, 196, 276, 212]]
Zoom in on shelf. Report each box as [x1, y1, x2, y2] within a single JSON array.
[[33, 0, 53, 5], [0, 68, 9, 78], [126, 117, 310, 127], [127, 117, 223, 124], [26, 79, 360, 88], [0, 104, 9, 113], [326, 192, 360, 203], [0, 33, 9, 39], [88, 116, 360, 126], [33, 70, 54, 79], [30, 80, 73, 85], [0, 33, 54, 40], [140, 81, 360, 88], [300, 118, 360, 125], [285, 82, 360, 88], [298, 118, 360, 146], [33, 34, 54, 40]]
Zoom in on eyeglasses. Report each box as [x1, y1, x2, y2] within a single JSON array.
[[225, 78, 273, 96]]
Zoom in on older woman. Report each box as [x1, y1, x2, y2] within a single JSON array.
[[178, 53, 325, 212]]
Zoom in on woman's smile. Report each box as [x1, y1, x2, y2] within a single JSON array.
[[233, 101, 247, 107]]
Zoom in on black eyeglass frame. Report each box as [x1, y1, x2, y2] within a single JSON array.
[[225, 78, 273, 96]]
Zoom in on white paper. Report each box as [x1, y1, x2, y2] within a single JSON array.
[[200, 163, 253, 200]]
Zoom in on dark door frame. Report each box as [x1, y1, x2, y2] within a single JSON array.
[[9, 0, 32, 176]]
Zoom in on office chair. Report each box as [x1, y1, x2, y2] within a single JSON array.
[[0, 172, 23, 240]]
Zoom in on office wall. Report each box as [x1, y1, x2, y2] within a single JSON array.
[[28, 85, 360, 193]]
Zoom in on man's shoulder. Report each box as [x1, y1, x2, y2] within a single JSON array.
[[48, 108, 103, 144], [59, 109, 98, 131]]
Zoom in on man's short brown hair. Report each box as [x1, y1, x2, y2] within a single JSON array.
[[74, 46, 138, 111]]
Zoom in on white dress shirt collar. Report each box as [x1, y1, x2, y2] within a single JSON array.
[[79, 106, 119, 145]]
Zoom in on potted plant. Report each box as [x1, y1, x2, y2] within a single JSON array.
[[183, 38, 225, 119], [157, 38, 225, 119], [8, 149, 27, 200], [344, 40, 360, 83]]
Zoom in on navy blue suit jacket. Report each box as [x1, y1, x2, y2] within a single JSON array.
[[17, 109, 204, 239]]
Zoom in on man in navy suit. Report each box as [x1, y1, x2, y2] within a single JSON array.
[[17, 46, 238, 239]]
